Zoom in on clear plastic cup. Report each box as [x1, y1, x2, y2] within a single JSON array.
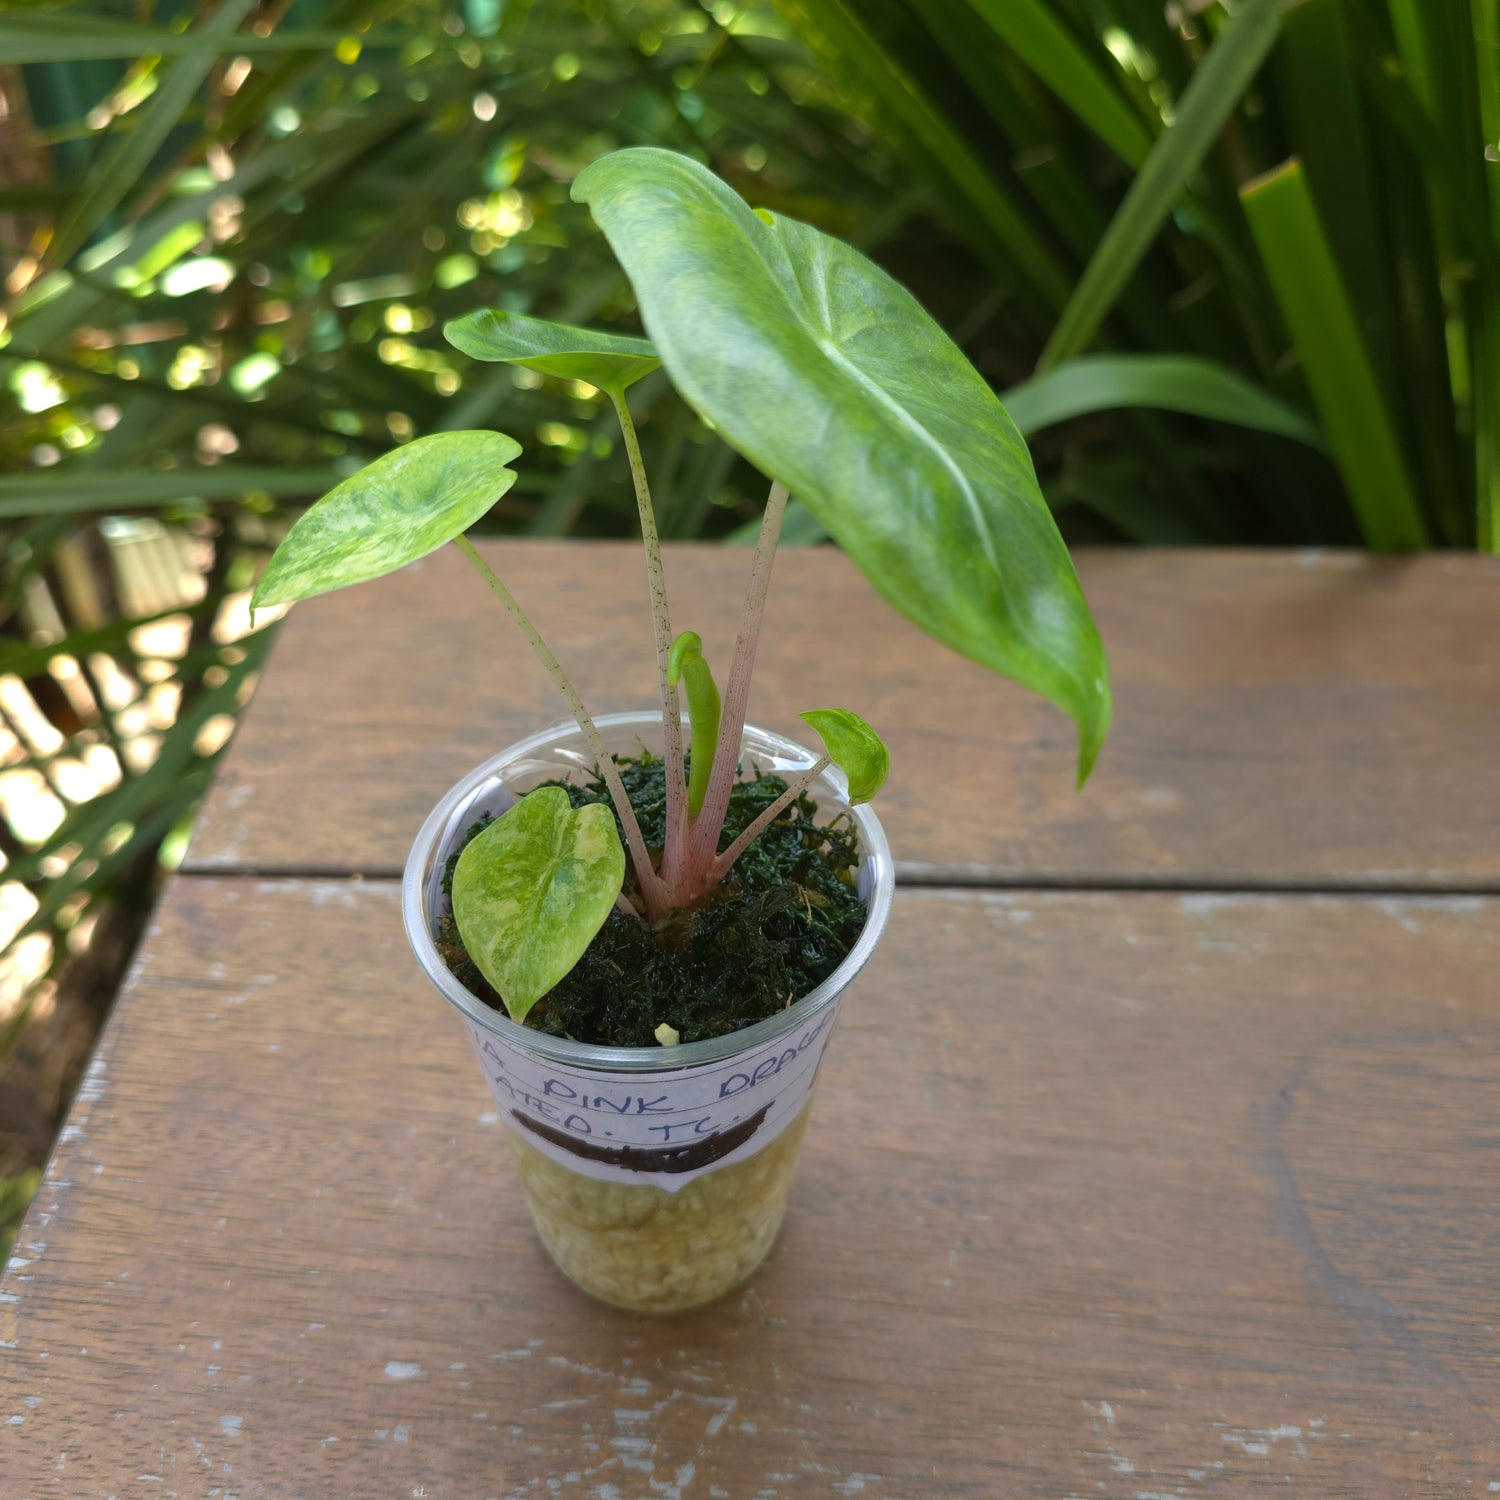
[[402, 712, 894, 1312]]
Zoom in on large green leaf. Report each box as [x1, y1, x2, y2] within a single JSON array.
[[573, 147, 1111, 783], [1001, 355, 1324, 447], [452, 787, 625, 1023], [444, 309, 660, 394], [251, 431, 521, 609]]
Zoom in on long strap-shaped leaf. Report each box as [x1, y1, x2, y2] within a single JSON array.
[[1241, 160, 1428, 551], [0, 466, 352, 518], [575, 148, 1110, 782], [964, 0, 1154, 168], [1038, 0, 1283, 369], [0, 13, 402, 65], [1001, 354, 1322, 447], [773, 0, 1072, 311], [45, 0, 256, 270], [1469, 0, 1500, 551]]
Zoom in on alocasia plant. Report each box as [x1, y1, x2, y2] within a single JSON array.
[[252, 147, 1111, 1025]]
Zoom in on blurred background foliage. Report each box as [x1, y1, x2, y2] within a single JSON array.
[[1, 0, 1498, 1256], [0, 0, 917, 1261]]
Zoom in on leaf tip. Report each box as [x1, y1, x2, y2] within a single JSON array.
[[1072, 673, 1113, 790], [666, 629, 703, 690]]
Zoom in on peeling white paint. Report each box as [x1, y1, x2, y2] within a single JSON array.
[[699, 1395, 737, 1437], [1217, 1422, 1306, 1461], [251, 878, 397, 908], [1178, 893, 1254, 916], [1296, 548, 1363, 570]]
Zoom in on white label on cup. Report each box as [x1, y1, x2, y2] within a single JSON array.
[[461, 1003, 843, 1191]]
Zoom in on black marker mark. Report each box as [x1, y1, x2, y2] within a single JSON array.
[[513, 1104, 771, 1173]]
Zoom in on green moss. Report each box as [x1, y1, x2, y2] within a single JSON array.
[[436, 752, 867, 1046]]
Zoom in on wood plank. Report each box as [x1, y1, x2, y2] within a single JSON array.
[[185, 544, 1500, 888], [5, 878, 1498, 1494]]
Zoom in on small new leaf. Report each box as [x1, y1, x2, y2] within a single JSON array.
[[799, 708, 889, 805], [251, 431, 521, 610], [451, 786, 625, 1024], [444, 308, 660, 394], [667, 630, 720, 818]]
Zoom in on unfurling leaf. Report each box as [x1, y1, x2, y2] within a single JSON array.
[[799, 708, 889, 805], [452, 786, 625, 1024], [667, 630, 721, 817], [251, 430, 521, 610], [444, 308, 660, 394], [573, 148, 1111, 784]]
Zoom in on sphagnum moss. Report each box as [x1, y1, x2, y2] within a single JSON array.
[[437, 752, 866, 1046]]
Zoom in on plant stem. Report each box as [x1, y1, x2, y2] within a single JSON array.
[[452, 535, 668, 919], [708, 756, 830, 886], [609, 388, 689, 882], [688, 480, 788, 876]]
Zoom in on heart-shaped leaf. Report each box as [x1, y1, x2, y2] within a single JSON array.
[[444, 308, 660, 394], [252, 430, 521, 610], [573, 148, 1111, 783], [799, 708, 889, 805], [452, 786, 625, 1024]]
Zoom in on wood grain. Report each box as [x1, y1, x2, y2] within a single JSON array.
[[185, 544, 1500, 889], [5, 878, 1498, 1495]]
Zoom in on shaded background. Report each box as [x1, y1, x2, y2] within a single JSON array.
[[1, 0, 1496, 1256]]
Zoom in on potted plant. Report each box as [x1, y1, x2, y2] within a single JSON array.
[[251, 148, 1110, 1313]]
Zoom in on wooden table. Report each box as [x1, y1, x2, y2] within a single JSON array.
[[5, 544, 1499, 1497]]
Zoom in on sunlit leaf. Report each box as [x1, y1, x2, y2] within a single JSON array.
[[251, 432, 521, 609]]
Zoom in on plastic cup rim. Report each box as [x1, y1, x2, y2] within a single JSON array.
[[401, 711, 895, 1075]]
